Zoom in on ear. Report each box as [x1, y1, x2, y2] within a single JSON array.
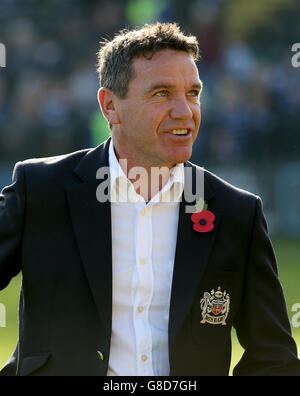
[[97, 88, 120, 125]]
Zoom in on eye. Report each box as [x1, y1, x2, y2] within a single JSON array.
[[155, 90, 168, 97], [187, 90, 200, 97]]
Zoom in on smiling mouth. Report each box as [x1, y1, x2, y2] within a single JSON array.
[[165, 128, 192, 137], [171, 129, 189, 135]]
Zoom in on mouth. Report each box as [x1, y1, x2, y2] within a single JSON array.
[[164, 128, 192, 139], [170, 129, 189, 135]]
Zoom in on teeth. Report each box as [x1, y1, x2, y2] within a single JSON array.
[[171, 129, 188, 135]]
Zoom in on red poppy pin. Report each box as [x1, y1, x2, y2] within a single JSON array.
[[191, 199, 215, 233]]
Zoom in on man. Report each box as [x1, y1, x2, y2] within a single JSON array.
[[0, 22, 299, 376]]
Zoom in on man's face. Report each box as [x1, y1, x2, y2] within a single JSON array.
[[112, 49, 202, 169]]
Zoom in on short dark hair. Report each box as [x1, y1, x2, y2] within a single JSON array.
[[97, 22, 199, 99]]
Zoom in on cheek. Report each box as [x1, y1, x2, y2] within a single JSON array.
[[149, 104, 171, 128], [136, 105, 167, 134], [118, 106, 141, 134], [193, 103, 201, 120], [193, 107, 201, 131]]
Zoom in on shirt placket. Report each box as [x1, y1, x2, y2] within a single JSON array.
[[134, 204, 154, 376]]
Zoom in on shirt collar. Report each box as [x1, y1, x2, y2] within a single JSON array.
[[108, 139, 128, 189], [108, 139, 184, 203]]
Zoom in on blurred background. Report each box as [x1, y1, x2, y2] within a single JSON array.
[[0, 0, 299, 374]]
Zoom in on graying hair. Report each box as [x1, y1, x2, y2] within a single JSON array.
[[97, 22, 199, 99]]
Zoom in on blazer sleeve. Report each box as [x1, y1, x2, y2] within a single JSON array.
[[0, 162, 25, 290], [233, 197, 300, 376]]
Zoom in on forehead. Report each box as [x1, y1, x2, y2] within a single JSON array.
[[130, 49, 200, 89]]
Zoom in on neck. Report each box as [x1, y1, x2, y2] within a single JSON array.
[[123, 161, 173, 203], [111, 139, 175, 202]]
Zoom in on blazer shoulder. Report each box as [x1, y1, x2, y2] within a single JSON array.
[[15, 138, 111, 185], [11, 148, 92, 192], [203, 168, 263, 233], [204, 167, 259, 201], [188, 163, 261, 217], [17, 148, 90, 172]]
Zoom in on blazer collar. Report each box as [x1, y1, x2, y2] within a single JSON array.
[[73, 136, 111, 182]]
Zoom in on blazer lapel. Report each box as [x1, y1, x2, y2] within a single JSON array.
[[65, 138, 112, 337], [169, 163, 221, 348]]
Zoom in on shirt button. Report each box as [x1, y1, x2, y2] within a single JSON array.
[[137, 306, 144, 313], [141, 354, 147, 362], [139, 258, 147, 265], [141, 208, 147, 216]]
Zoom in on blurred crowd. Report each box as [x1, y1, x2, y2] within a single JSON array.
[[0, 0, 299, 169]]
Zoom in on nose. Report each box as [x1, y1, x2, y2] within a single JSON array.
[[170, 95, 193, 120]]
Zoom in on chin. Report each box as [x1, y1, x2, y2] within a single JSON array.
[[167, 148, 193, 165]]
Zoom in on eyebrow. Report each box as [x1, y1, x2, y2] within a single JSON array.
[[144, 82, 203, 94]]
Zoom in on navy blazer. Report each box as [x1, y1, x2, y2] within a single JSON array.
[[0, 138, 299, 376]]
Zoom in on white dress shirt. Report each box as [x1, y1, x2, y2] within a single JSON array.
[[107, 140, 184, 376]]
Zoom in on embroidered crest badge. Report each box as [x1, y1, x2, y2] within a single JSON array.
[[200, 286, 230, 325]]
